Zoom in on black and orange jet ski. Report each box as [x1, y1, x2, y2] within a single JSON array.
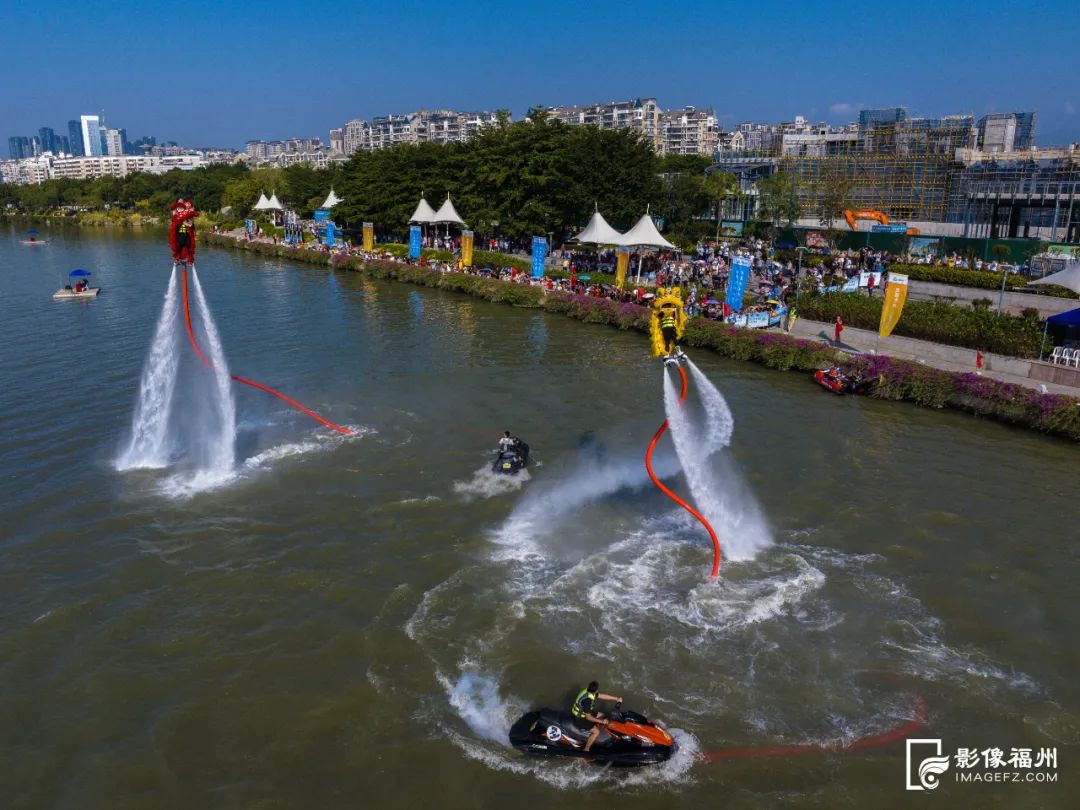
[[509, 702, 675, 766], [492, 441, 529, 474]]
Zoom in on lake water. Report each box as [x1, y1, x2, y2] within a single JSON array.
[[1, 223, 1076, 808]]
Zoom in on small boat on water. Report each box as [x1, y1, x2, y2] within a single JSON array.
[[813, 365, 869, 395], [54, 268, 101, 300], [20, 228, 47, 246]]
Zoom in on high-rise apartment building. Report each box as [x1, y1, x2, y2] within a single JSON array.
[[659, 107, 718, 156], [38, 127, 56, 154], [8, 136, 30, 159], [81, 115, 104, 157], [68, 120, 85, 156], [547, 98, 661, 151], [337, 109, 503, 155], [104, 128, 124, 157]]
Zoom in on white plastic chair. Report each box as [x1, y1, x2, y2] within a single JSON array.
[[1050, 346, 1064, 364], [1072, 350, 1080, 369]]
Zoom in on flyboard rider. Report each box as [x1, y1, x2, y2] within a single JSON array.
[[649, 286, 687, 365], [169, 199, 199, 266]]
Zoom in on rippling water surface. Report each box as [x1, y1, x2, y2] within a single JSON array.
[[1, 224, 1076, 808]]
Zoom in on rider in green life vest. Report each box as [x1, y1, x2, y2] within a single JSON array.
[[659, 304, 679, 356], [571, 680, 624, 752]]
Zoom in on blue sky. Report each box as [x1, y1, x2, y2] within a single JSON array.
[[2, 0, 1078, 148]]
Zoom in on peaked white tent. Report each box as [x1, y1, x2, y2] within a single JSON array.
[[409, 197, 437, 224], [617, 213, 676, 250], [574, 210, 624, 245], [253, 192, 272, 211], [431, 194, 466, 227], [1028, 258, 1080, 295], [321, 188, 343, 209], [266, 192, 283, 211]]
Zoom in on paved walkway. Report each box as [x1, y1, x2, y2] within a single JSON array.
[[789, 319, 1080, 397]]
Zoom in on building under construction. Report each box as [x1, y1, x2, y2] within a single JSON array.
[[711, 107, 1079, 241]]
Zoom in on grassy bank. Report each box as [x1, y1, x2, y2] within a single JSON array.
[[203, 233, 1080, 442]]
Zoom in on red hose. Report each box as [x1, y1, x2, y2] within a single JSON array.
[[180, 266, 353, 435], [645, 364, 722, 577], [697, 689, 926, 762]]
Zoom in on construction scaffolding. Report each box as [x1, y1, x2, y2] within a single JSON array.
[[777, 117, 976, 223], [711, 117, 1080, 242]]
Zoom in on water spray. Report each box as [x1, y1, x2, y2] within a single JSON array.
[[644, 362, 723, 577]]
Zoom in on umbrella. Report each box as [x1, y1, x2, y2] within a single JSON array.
[[27, 228, 38, 235], [578, 274, 591, 280], [69, 269, 92, 277], [1028, 259, 1080, 295], [642, 293, 656, 299], [765, 299, 779, 305], [706, 299, 720, 305]]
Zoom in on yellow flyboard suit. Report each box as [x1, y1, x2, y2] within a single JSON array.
[[649, 287, 687, 357]]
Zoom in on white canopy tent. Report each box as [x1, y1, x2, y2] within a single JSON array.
[[617, 212, 678, 283], [573, 210, 624, 245], [431, 194, 466, 227], [265, 192, 283, 211], [409, 197, 437, 224], [617, 213, 677, 250], [252, 192, 272, 211], [321, 188, 343, 209], [1028, 258, 1080, 295]]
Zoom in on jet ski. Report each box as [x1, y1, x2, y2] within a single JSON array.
[[492, 441, 529, 474], [813, 365, 869, 395], [509, 702, 675, 766]]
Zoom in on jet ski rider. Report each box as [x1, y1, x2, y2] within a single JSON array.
[[572, 680, 623, 752]]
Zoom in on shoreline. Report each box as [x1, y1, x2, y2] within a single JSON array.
[[209, 233, 1077, 442]]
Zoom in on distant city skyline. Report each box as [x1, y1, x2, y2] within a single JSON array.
[[1, 0, 1078, 148]]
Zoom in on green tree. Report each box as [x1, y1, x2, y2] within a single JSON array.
[[817, 174, 852, 228], [757, 171, 802, 227]]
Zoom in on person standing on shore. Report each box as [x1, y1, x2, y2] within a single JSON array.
[[834, 315, 844, 343]]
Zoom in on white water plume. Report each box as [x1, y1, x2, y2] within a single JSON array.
[[664, 362, 771, 561], [116, 267, 181, 469], [186, 267, 236, 476]]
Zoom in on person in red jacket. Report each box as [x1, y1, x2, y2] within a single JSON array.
[[169, 199, 199, 265], [834, 315, 844, 343]]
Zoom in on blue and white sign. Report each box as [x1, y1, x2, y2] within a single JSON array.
[[325, 220, 336, 248], [531, 236, 547, 279], [724, 256, 752, 311], [409, 225, 422, 259]]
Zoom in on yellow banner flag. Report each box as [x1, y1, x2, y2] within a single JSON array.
[[362, 222, 374, 252], [616, 248, 630, 289], [461, 231, 474, 267], [878, 273, 909, 338]]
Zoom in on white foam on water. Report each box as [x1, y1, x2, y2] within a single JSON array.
[[116, 267, 181, 470], [664, 365, 771, 561], [453, 465, 531, 502]]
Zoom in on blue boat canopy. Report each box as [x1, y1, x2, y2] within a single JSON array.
[[27, 228, 38, 234], [1047, 307, 1080, 327], [69, 269, 91, 277]]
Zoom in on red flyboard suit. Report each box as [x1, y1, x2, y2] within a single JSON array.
[[169, 199, 199, 264]]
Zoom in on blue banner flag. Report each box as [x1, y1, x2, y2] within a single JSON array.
[[409, 225, 422, 259], [326, 221, 336, 248], [531, 236, 547, 279], [725, 256, 752, 311]]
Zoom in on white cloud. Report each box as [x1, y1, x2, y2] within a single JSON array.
[[1066, 101, 1076, 115], [829, 102, 855, 117]]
